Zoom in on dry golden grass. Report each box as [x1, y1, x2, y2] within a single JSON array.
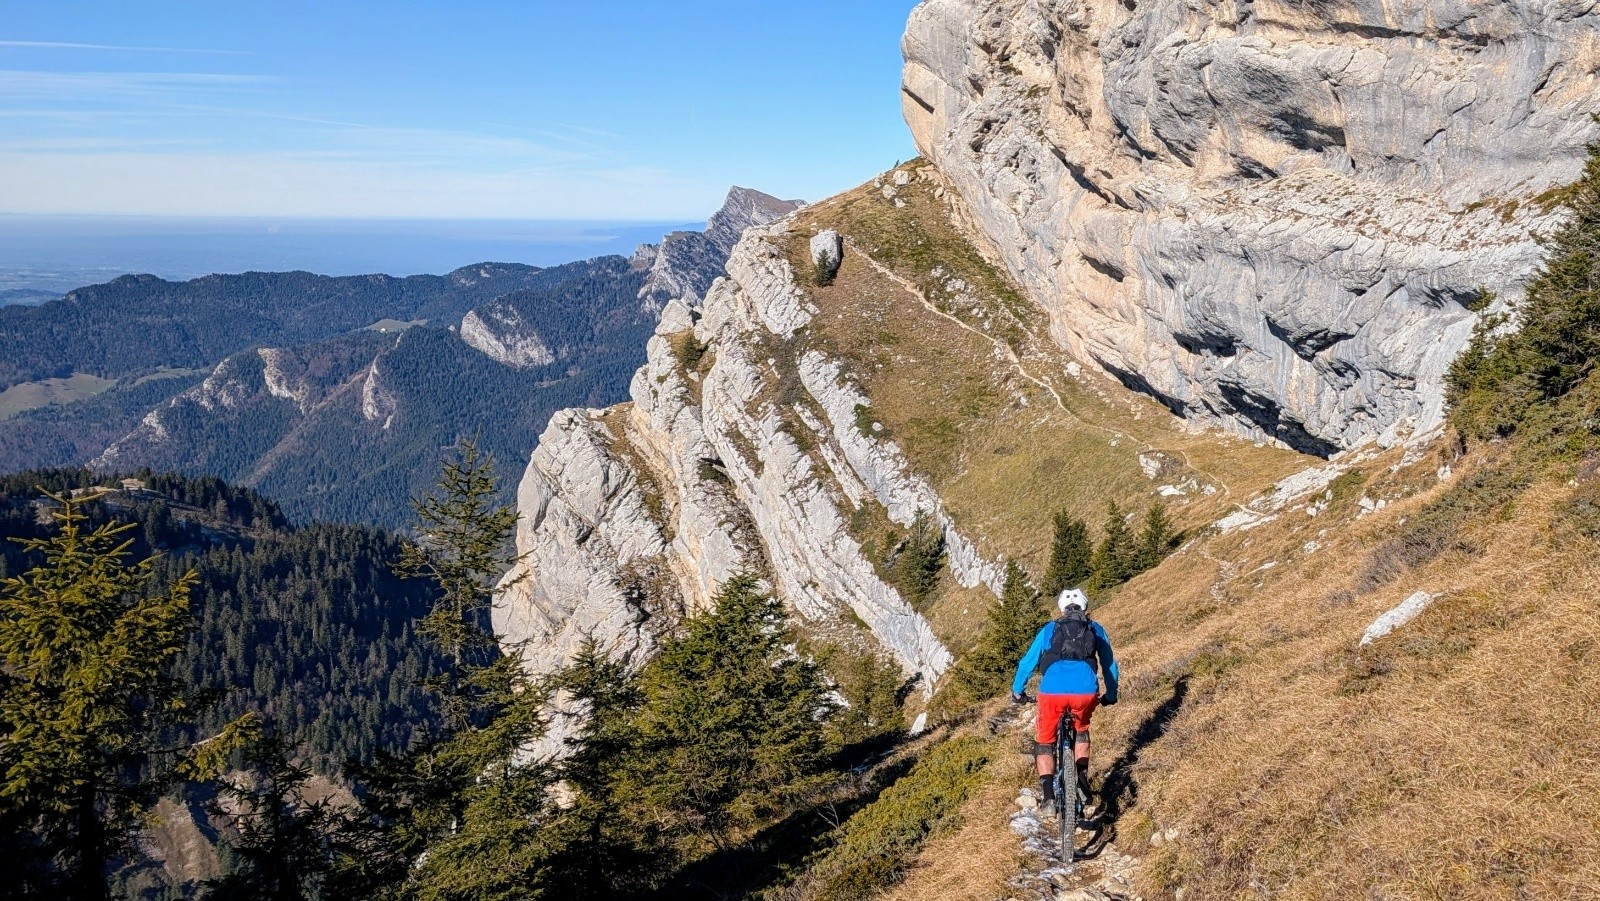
[[1081, 449, 1600, 899], [774, 165, 1600, 898], [879, 444, 1600, 900], [878, 711, 1034, 901]]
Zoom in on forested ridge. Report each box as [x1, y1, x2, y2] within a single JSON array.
[[0, 255, 656, 527], [0, 468, 448, 774], [0, 457, 988, 901], [0, 264, 548, 391]]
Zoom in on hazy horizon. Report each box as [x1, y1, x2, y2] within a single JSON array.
[[0, 214, 695, 298]]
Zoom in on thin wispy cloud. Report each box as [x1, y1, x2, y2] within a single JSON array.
[[0, 4, 916, 219], [0, 136, 217, 152], [0, 39, 246, 55], [0, 69, 271, 101]]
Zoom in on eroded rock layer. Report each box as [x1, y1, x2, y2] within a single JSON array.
[[494, 223, 982, 690], [902, 0, 1600, 453]]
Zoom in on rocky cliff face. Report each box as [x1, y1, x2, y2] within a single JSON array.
[[902, 0, 1600, 454], [496, 220, 969, 690], [498, 0, 1600, 705], [637, 187, 803, 311]]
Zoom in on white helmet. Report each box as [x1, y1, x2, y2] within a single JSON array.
[[1057, 587, 1089, 611]]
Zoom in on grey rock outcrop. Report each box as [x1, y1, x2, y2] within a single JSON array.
[[496, 222, 977, 695], [460, 305, 556, 369], [810, 230, 843, 282], [638, 186, 803, 311], [902, 0, 1600, 454]]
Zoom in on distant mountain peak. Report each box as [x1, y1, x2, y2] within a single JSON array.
[[706, 186, 805, 251], [637, 186, 803, 312]]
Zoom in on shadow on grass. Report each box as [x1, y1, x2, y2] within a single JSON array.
[[651, 752, 920, 900], [1078, 676, 1190, 860]]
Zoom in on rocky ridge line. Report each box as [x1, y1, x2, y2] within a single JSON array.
[[492, 217, 1049, 699], [637, 186, 804, 312]]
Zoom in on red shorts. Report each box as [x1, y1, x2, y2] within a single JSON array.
[[1036, 693, 1097, 745]]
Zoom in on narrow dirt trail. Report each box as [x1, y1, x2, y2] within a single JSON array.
[[847, 243, 1237, 507], [984, 706, 1148, 900]]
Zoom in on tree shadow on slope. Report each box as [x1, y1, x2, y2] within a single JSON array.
[[1079, 676, 1191, 859], [649, 753, 920, 900]]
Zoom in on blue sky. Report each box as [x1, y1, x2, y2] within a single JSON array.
[[0, 1, 922, 219]]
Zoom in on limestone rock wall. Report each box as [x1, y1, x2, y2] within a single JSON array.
[[495, 224, 983, 691], [902, 0, 1600, 454]]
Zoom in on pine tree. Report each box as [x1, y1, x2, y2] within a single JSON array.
[[394, 436, 526, 725], [1448, 140, 1600, 439], [1040, 512, 1093, 597], [539, 640, 658, 900], [403, 663, 556, 901], [1133, 502, 1176, 573], [331, 441, 545, 900], [1089, 501, 1134, 592], [0, 492, 253, 900], [950, 560, 1048, 701], [886, 513, 945, 606], [204, 734, 336, 901], [618, 574, 834, 852], [823, 645, 908, 754]]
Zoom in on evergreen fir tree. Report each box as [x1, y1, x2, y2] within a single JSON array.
[[950, 560, 1048, 700], [618, 574, 834, 852], [886, 513, 945, 606], [0, 492, 252, 900], [1089, 501, 1134, 592], [823, 645, 908, 755], [331, 441, 545, 900], [204, 734, 336, 901], [394, 436, 526, 723], [1133, 502, 1176, 573], [539, 640, 658, 899], [403, 663, 555, 901], [1040, 512, 1093, 597], [1448, 139, 1600, 439]]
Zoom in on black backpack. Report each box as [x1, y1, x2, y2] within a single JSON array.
[[1040, 608, 1097, 670]]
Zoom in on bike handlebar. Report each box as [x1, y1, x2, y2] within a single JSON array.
[[1013, 692, 1108, 704]]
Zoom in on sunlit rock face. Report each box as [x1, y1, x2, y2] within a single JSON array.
[[495, 226, 963, 698], [903, 0, 1600, 454], [637, 186, 803, 312]]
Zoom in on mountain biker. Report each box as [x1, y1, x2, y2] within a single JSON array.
[[1011, 587, 1119, 818]]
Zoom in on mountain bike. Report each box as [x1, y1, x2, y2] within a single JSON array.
[[1052, 700, 1090, 863], [1020, 693, 1094, 863]]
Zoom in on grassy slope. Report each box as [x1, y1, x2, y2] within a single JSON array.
[[779, 165, 1301, 648], [0, 372, 116, 418], [780, 165, 1599, 899]]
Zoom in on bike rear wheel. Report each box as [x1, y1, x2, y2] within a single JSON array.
[[1056, 714, 1076, 862]]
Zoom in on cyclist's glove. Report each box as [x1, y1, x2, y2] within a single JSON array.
[[1100, 690, 1119, 706], [1010, 691, 1027, 705]]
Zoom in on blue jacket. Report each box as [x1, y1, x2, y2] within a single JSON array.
[[1012, 617, 1119, 697]]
